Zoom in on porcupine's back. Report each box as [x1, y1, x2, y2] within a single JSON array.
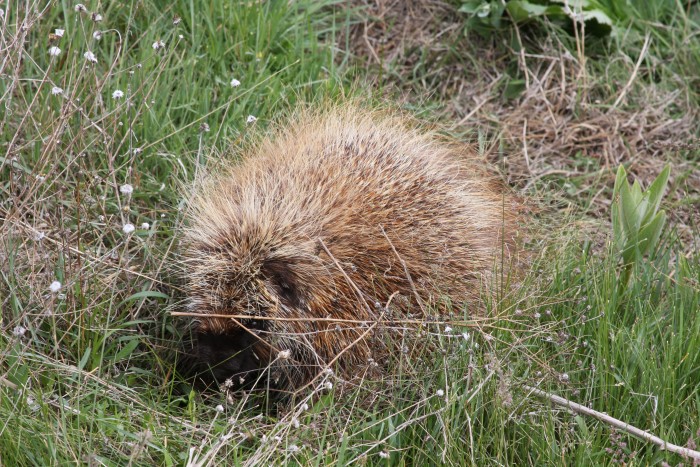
[[182, 107, 517, 391]]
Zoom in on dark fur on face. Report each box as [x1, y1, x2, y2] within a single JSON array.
[[178, 256, 318, 394], [190, 327, 264, 387], [179, 327, 311, 395]]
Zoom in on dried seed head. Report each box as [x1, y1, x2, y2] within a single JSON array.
[[84, 51, 97, 63]]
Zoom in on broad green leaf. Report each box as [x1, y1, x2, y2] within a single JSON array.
[[476, 2, 492, 18], [504, 79, 527, 99], [638, 211, 666, 256], [645, 165, 671, 220], [581, 9, 613, 26], [114, 338, 141, 363], [506, 1, 552, 21], [631, 180, 643, 202], [575, 415, 589, 437], [117, 290, 170, 309], [636, 194, 649, 222], [620, 183, 642, 235], [551, 0, 592, 7], [613, 165, 627, 196], [78, 346, 92, 370], [621, 241, 640, 266], [458, 0, 486, 14], [489, 2, 506, 26]]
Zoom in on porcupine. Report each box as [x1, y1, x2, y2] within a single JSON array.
[[179, 106, 518, 396]]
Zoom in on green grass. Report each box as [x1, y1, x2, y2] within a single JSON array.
[[1, 0, 699, 465]]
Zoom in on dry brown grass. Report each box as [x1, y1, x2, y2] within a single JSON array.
[[343, 0, 699, 245]]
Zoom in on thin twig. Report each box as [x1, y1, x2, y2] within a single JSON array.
[[523, 385, 700, 461], [455, 97, 489, 126], [169, 311, 494, 327], [379, 226, 426, 315], [2, 217, 181, 290], [522, 119, 531, 173], [290, 292, 397, 399], [610, 33, 651, 111], [318, 238, 373, 315], [0, 376, 18, 390]]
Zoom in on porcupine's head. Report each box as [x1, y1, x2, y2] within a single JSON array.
[[177, 171, 329, 396]]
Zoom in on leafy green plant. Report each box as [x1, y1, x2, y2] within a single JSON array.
[[611, 164, 670, 287], [458, 0, 614, 36]]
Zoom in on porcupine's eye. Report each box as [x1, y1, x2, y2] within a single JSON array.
[[262, 259, 305, 308]]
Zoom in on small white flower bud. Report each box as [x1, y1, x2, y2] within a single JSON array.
[[84, 51, 97, 63]]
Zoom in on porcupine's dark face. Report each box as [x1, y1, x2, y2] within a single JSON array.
[[181, 253, 312, 394], [190, 320, 268, 388]]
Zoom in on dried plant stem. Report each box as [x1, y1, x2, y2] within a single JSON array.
[[318, 238, 373, 315], [289, 293, 396, 399], [169, 311, 496, 327], [380, 225, 426, 315], [0, 376, 18, 390], [610, 33, 651, 111], [523, 385, 700, 461], [3, 218, 177, 289]]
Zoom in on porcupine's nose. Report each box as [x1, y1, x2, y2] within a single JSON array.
[[194, 331, 260, 386]]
